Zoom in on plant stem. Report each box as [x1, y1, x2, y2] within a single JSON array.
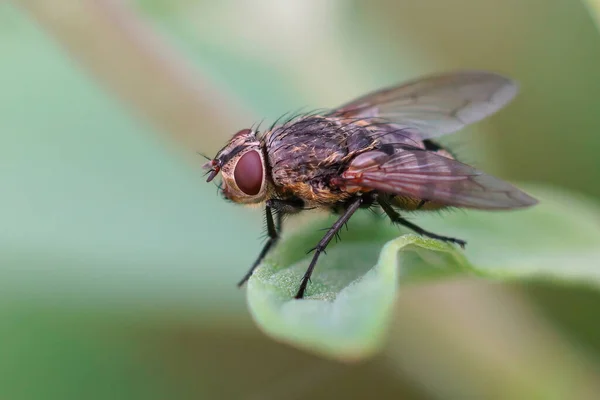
[[12, 0, 254, 152]]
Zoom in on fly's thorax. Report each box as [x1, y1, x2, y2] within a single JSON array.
[[208, 129, 270, 205], [265, 116, 350, 186]]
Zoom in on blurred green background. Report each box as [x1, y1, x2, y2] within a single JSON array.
[[2, 1, 600, 399]]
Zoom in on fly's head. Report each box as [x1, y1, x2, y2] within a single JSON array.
[[203, 129, 268, 204]]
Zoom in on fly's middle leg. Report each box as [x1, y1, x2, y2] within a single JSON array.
[[295, 197, 363, 299], [377, 197, 467, 248]]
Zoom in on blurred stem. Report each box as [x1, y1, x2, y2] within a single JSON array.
[[583, 0, 600, 31], [387, 280, 600, 400], [12, 0, 254, 152]]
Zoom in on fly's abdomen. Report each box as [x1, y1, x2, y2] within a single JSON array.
[[390, 195, 448, 211]]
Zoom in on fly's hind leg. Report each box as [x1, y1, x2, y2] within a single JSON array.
[[377, 197, 467, 248]]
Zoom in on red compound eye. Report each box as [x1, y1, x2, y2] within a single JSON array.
[[232, 129, 251, 139], [233, 151, 263, 196]]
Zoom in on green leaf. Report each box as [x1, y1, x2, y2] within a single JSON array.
[[246, 185, 600, 361]]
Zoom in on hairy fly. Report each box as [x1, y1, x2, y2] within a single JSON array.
[[202, 70, 538, 299]]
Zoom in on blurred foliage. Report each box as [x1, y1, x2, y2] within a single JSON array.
[[248, 185, 600, 363], [2, 1, 600, 399]]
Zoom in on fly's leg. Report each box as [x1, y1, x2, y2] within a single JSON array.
[[295, 197, 363, 299], [377, 198, 467, 248], [237, 204, 279, 287], [237, 199, 303, 287]]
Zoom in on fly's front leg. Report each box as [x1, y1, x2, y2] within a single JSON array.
[[295, 197, 363, 299], [377, 197, 467, 248], [237, 199, 302, 287]]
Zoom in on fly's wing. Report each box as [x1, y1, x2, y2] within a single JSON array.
[[340, 149, 537, 210], [327, 70, 518, 139]]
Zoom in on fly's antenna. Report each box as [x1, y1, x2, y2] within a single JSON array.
[[197, 151, 211, 161]]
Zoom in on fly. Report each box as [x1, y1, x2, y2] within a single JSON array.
[[202, 70, 538, 299]]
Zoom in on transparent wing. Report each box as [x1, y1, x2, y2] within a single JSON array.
[[327, 70, 518, 139], [340, 149, 537, 210]]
